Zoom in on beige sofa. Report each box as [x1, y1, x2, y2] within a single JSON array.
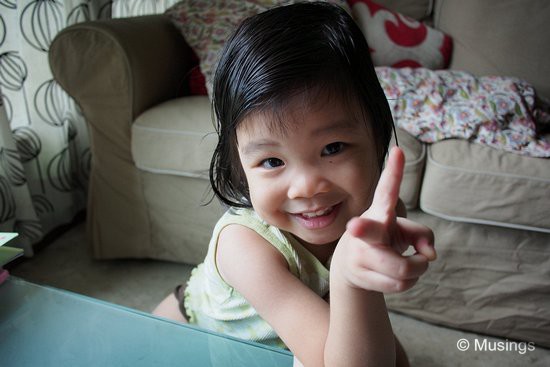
[[50, 0, 550, 347]]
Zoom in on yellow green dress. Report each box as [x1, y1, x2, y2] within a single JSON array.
[[183, 207, 330, 349]]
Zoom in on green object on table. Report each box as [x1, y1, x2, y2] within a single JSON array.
[[0, 232, 22, 267], [0, 277, 293, 367], [0, 246, 23, 267]]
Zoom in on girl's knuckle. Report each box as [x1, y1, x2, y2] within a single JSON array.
[[393, 281, 406, 293], [396, 261, 410, 279]]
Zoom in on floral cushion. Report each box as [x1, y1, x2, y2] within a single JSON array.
[[376, 67, 550, 157], [165, 0, 349, 97], [349, 0, 452, 69]]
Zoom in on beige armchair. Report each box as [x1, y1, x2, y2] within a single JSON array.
[[50, 15, 223, 263]]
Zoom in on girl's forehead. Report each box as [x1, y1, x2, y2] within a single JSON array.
[[237, 90, 367, 139]]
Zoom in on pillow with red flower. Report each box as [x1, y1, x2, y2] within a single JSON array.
[[348, 0, 452, 69]]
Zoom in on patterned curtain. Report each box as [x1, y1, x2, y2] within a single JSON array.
[[0, 0, 111, 256], [111, 0, 180, 17]]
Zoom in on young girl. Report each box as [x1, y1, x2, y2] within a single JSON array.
[[154, 2, 436, 366]]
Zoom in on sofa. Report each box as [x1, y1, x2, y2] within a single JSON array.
[[50, 0, 550, 348]]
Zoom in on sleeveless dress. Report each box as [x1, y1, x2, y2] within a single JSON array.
[[183, 207, 330, 349]]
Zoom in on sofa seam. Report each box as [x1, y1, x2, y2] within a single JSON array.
[[419, 205, 550, 234], [133, 124, 216, 137], [135, 163, 208, 179], [427, 147, 550, 183]]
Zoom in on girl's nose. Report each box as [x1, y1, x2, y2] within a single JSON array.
[[287, 166, 331, 199]]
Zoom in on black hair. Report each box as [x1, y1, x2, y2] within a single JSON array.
[[209, 1, 395, 208]]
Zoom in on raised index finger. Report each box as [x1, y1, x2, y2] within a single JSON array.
[[370, 146, 405, 214]]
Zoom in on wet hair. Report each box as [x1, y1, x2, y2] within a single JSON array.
[[209, 1, 395, 208]]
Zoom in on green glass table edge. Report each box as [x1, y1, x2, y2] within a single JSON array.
[[0, 276, 293, 366], [14, 277, 292, 355]]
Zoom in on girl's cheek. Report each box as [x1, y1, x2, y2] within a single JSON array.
[[251, 182, 273, 202]]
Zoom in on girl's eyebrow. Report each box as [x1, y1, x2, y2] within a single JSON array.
[[312, 120, 359, 136], [240, 139, 281, 156]]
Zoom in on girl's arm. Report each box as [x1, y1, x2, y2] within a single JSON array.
[[217, 224, 332, 365], [325, 147, 435, 365]]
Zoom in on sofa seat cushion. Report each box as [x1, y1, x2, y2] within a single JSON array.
[[131, 96, 216, 178], [386, 209, 550, 348], [420, 139, 550, 232]]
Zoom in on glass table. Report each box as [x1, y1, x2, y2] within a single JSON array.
[[0, 277, 293, 366]]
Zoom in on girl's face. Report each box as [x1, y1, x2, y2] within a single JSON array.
[[236, 92, 380, 254]]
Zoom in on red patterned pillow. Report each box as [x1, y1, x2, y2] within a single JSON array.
[[348, 0, 452, 69]]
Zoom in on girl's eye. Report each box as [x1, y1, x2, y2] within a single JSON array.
[[322, 142, 345, 156], [261, 158, 284, 169]]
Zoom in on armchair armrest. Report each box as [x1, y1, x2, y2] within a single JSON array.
[[50, 14, 192, 121], [48, 15, 193, 260]]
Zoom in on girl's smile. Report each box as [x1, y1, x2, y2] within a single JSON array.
[[290, 202, 341, 230], [236, 91, 380, 259]]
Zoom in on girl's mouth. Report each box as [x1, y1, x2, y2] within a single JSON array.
[[301, 207, 334, 219], [292, 203, 341, 230]]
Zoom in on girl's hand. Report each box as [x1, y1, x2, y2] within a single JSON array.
[[334, 147, 436, 293]]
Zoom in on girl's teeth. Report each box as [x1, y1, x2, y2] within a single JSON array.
[[302, 207, 332, 219]]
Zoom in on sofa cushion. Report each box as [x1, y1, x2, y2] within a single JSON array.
[[349, 0, 452, 69], [131, 96, 216, 178], [434, 0, 550, 100], [420, 139, 550, 232], [387, 209, 550, 348]]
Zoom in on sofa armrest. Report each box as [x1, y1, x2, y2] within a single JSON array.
[[50, 14, 192, 122], [48, 15, 193, 260]]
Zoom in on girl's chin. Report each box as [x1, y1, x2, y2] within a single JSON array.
[[292, 228, 343, 248]]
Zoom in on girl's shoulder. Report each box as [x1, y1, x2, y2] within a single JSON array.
[[216, 208, 330, 284], [220, 207, 288, 245], [214, 207, 300, 275]]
